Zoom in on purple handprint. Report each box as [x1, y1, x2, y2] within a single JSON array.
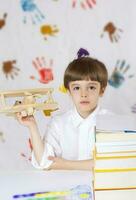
[[77, 48, 90, 58]]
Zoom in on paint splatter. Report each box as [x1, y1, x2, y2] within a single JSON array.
[[20, 138, 32, 162], [0, 132, 5, 143], [43, 108, 58, 117], [59, 84, 67, 93], [77, 48, 90, 58], [40, 24, 59, 40]]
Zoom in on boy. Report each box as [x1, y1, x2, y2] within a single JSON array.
[[17, 56, 108, 170]]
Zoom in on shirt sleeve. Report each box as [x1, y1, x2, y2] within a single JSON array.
[[31, 117, 62, 169], [31, 143, 55, 169]]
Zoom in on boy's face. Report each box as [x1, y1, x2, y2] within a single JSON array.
[[68, 80, 104, 118]]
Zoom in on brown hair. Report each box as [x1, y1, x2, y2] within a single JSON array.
[[64, 57, 108, 90]]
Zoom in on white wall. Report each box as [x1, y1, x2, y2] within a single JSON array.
[[0, 0, 136, 170]]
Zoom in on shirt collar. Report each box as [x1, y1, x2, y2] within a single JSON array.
[[71, 106, 100, 128]]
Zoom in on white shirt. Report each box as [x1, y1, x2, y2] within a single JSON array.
[[31, 106, 108, 169]]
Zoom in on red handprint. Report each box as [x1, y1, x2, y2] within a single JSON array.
[[72, 0, 96, 9], [20, 138, 33, 162], [31, 57, 54, 84], [20, 152, 31, 161]]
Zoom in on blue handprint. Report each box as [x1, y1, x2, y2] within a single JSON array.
[[108, 60, 134, 88], [20, 0, 45, 24]]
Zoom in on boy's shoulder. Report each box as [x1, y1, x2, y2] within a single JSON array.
[[97, 108, 115, 116], [52, 109, 73, 122]]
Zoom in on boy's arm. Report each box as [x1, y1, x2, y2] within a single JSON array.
[[47, 156, 94, 171], [28, 123, 44, 164], [16, 113, 44, 165]]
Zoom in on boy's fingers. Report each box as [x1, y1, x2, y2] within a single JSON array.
[[48, 156, 55, 161], [15, 112, 21, 120], [16, 112, 21, 117]]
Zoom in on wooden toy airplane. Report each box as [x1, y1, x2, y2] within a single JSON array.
[[0, 88, 58, 117]]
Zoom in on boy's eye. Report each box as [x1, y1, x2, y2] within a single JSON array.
[[89, 86, 96, 90], [73, 86, 80, 90]]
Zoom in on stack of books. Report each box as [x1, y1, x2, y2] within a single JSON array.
[[93, 129, 136, 200]]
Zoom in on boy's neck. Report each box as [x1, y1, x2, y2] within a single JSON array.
[[77, 106, 98, 119]]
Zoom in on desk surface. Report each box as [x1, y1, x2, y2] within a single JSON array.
[[0, 170, 92, 200]]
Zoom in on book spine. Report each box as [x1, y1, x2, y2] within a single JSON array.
[[95, 168, 136, 173]]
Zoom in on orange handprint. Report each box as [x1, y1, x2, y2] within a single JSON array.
[[0, 13, 7, 29], [40, 24, 59, 40], [2, 60, 20, 79], [101, 22, 123, 42]]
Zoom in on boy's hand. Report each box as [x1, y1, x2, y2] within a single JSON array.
[[47, 156, 68, 170], [47, 156, 94, 171], [16, 112, 36, 128]]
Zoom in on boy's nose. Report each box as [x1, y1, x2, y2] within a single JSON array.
[[81, 90, 87, 97]]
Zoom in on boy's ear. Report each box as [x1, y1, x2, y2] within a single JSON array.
[[67, 89, 71, 95], [100, 87, 106, 96]]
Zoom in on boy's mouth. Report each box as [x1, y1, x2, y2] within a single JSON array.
[[80, 101, 90, 104]]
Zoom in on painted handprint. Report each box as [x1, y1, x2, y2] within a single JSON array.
[[40, 24, 59, 40], [72, 0, 96, 9], [31, 57, 54, 84], [77, 48, 90, 58], [131, 104, 136, 113], [59, 84, 67, 93], [20, 0, 45, 24], [101, 22, 123, 42], [108, 60, 134, 88], [2, 60, 20, 79], [0, 13, 7, 29], [0, 131, 5, 143], [20, 138, 32, 162]]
